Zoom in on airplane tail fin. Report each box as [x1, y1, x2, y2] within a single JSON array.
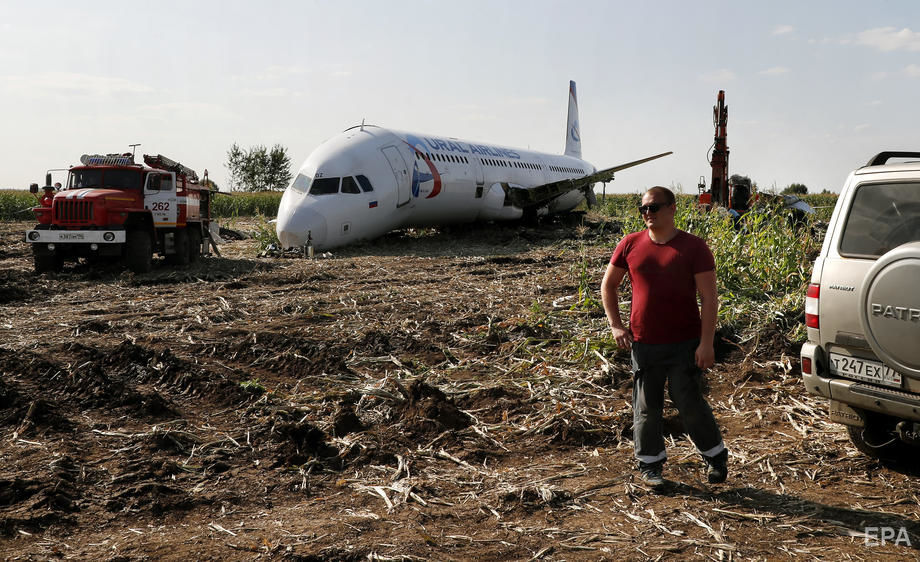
[[564, 80, 581, 158]]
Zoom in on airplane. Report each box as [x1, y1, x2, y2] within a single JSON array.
[[276, 81, 671, 251]]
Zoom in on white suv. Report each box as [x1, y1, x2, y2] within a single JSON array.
[[801, 151, 920, 457]]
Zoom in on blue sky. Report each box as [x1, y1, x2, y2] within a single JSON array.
[[2, 0, 918, 194]]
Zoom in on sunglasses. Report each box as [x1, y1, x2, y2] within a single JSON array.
[[638, 203, 668, 214]]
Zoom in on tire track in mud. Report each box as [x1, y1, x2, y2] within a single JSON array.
[[0, 340, 253, 533], [0, 342, 247, 420], [0, 321, 520, 532]]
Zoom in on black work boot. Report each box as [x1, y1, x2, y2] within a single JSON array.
[[638, 460, 665, 489], [705, 450, 728, 484]]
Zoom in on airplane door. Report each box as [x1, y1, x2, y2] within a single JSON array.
[[381, 146, 411, 207]]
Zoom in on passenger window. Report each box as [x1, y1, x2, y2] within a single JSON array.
[[309, 177, 340, 195], [341, 176, 361, 194], [840, 182, 920, 257], [356, 175, 374, 192]]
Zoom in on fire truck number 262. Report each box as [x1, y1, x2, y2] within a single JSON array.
[[150, 202, 170, 211]]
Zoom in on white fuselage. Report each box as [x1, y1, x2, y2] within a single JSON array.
[[276, 126, 595, 250]]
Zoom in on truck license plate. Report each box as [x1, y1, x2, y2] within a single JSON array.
[[829, 352, 902, 388]]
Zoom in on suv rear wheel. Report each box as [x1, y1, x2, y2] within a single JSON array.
[[858, 240, 920, 377], [845, 412, 917, 460], [846, 425, 900, 458]]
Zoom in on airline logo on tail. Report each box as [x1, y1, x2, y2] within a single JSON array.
[[404, 134, 442, 199]]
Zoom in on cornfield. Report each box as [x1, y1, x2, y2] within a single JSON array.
[[0, 190, 39, 221], [210, 190, 282, 218]]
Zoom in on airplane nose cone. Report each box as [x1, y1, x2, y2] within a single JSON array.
[[276, 204, 328, 249]]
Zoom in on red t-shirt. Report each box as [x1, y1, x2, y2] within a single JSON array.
[[610, 230, 715, 344]]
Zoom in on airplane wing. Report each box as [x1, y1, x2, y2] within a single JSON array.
[[506, 151, 673, 209]]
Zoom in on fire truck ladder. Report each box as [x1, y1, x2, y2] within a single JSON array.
[[143, 154, 199, 182]]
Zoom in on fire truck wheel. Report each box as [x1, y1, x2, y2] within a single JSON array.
[[126, 230, 153, 273], [167, 229, 190, 266], [33, 248, 62, 273], [188, 227, 202, 263]]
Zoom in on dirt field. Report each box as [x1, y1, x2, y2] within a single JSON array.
[[1, 217, 917, 561]]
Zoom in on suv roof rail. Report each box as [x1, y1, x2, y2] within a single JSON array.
[[865, 151, 920, 167]]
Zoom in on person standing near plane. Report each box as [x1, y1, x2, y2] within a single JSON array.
[[600, 186, 727, 489]]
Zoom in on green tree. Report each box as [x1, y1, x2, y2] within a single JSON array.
[[225, 143, 293, 191], [226, 143, 245, 191], [782, 183, 808, 195], [266, 144, 294, 191]]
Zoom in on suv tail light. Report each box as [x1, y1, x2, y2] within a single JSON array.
[[805, 283, 820, 329], [801, 356, 812, 374]]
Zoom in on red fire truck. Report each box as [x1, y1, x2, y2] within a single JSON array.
[[26, 153, 214, 273]]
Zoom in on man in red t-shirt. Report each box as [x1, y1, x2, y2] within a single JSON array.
[[601, 186, 727, 489]]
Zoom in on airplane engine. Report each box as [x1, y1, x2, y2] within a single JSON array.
[[478, 183, 523, 221]]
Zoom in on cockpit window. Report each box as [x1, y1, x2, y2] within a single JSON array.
[[356, 174, 374, 192], [291, 173, 311, 193], [341, 176, 361, 194], [309, 177, 340, 195]]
